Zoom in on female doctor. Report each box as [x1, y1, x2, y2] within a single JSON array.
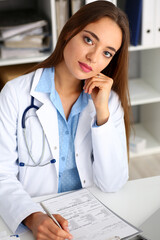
[[0, 1, 130, 240]]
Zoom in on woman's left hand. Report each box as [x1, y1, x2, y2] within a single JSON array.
[[83, 73, 113, 126]]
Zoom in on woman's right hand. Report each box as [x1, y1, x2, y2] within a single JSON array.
[[23, 212, 73, 240]]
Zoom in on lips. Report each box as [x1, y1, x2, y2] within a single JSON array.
[[78, 61, 92, 73]]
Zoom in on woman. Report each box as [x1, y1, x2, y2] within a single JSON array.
[[0, 1, 130, 239]]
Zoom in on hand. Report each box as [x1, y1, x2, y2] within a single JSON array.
[[23, 212, 73, 240], [83, 73, 113, 125]]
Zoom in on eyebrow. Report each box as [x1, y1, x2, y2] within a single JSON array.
[[83, 30, 117, 53]]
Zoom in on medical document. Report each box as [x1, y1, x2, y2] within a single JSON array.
[[41, 189, 140, 240]]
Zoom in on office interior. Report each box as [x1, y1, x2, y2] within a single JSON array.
[[0, 0, 160, 181]]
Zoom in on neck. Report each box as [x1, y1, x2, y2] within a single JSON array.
[[55, 61, 83, 96]]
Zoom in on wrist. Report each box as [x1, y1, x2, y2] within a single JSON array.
[[23, 212, 44, 230], [96, 109, 110, 126]]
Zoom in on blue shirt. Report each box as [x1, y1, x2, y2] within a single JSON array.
[[35, 67, 89, 192]]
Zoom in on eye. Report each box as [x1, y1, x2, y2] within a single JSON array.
[[104, 51, 112, 58], [84, 36, 93, 45]]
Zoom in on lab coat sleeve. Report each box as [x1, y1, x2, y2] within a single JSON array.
[[0, 81, 43, 233], [91, 91, 129, 192]]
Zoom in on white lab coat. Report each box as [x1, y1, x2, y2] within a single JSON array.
[[0, 68, 128, 233]]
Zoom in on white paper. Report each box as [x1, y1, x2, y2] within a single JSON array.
[[42, 189, 140, 240]]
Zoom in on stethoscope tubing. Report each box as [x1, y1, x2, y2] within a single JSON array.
[[21, 96, 39, 129], [22, 128, 45, 166], [20, 96, 54, 167]]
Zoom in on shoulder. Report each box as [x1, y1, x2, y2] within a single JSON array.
[[0, 71, 37, 110], [1, 71, 35, 94], [0, 68, 44, 98]]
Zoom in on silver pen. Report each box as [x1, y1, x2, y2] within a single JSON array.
[[40, 202, 62, 229]]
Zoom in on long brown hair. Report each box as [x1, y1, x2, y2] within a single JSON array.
[[29, 1, 131, 158]]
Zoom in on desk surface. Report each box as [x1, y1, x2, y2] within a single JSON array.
[[1, 176, 160, 239]]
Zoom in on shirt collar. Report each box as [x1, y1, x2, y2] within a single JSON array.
[[35, 67, 91, 119], [35, 67, 56, 95]]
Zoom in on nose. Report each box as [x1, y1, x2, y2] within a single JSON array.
[[86, 49, 99, 64]]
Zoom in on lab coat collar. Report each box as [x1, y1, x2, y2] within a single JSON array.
[[30, 68, 48, 103]]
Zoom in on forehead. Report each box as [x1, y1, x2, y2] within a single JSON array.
[[82, 17, 122, 50]]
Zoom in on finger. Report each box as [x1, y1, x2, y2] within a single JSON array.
[[84, 73, 104, 86], [84, 76, 111, 93], [84, 74, 105, 86], [36, 221, 61, 240], [54, 214, 70, 232], [84, 79, 103, 93], [48, 221, 73, 239], [37, 231, 65, 240], [37, 216, 72, 240], [96, 73, 106, 79], [86, 80, 111, 94], [87, 81, 104, 94], [51, 226, 73, 239]]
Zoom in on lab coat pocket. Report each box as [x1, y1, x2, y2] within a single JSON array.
[[23, 163, 58, 197], [18, 113, 58, 195]]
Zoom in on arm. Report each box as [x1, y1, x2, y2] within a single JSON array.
[[0, 81, 72, 240], [0, 82, 43, 232], [84, 73, 128, 192], [91, 91, 128, 192]]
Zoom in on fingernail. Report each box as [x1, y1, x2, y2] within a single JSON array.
[[64, 226, 70, 232]]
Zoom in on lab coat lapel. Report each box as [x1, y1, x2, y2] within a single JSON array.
[[36, 102, 59, 174], [30, 68, 47, 103], [30, 68, 59, 174], [75, 99, 96, 147], [30, 68, 96, 172]]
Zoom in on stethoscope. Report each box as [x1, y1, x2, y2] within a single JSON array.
[[19, 96, 56, 167]]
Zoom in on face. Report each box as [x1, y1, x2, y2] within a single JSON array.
[[63, 17, 122, 80]]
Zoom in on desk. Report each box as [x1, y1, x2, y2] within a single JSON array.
[[1, 176, 160, 239]]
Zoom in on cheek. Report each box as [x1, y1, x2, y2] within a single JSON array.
[[96, 58, 110, 72], [64, 40, 79, 60], [64, 40, 86, 64], [63, 44, 73, 62]]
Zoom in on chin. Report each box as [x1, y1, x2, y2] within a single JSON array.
[[74, 72, 93, 80], [71, 73, 86, 80]]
